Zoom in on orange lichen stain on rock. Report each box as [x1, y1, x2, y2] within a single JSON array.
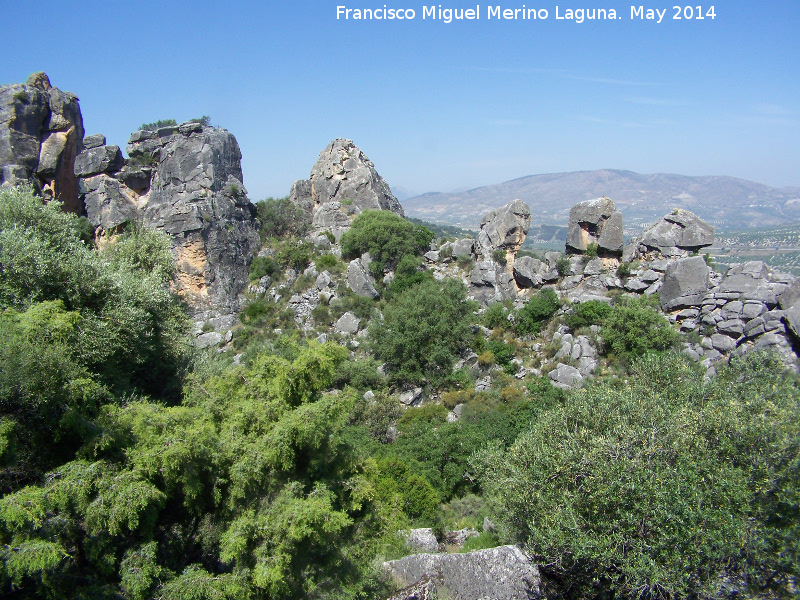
[[173, 239, 208, 298]]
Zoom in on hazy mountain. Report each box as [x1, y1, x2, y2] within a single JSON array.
[[402, 170, 800, 234]]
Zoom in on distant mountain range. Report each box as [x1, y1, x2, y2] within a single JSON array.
[[402, 170, 800, 234]]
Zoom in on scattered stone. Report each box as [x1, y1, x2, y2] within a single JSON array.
[[549, 363, 583, 389], [347, 258, 379, 299], [383, 545, 542, 600], [195, 331, 223, 349], [399, 388, 424, 406], [711, 334, 736, 352], [334, 311, 361, 334], [402, 529, 439, 554]]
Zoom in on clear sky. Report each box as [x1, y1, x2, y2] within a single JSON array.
[[1, 1, 798, 199]]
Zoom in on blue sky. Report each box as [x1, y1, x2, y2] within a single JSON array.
[[1, 1, 798, 199]]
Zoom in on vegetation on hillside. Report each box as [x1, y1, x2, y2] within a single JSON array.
[[0, 186, 797, 600]]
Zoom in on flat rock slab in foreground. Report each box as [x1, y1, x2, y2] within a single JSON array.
[[384, 545, 542, 600]]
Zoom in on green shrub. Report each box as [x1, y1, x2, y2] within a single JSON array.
[[276, 241, 313, 271], [616, 261, 632, 279], [486, 340, 515, 374], [515, 288, 560, 336], [330, 291, 376, 322], [315, 253, 338, 270], [492, 249, 507, 265], [369, 279, 475, 386], [255, 197, 308, 239], [461, 531, 501, 552], [473, 351, 800, 600], [564, 300, 612, 331], [188, 115, 211, 126], [249, 255, 279, 281], [340, 210, 434, 276], [483, 302, 510, 330], [456, 254, 475, 270], [555, 255, 572, 276], [389, 255, 430, 297], [602, 295, 677, 363], [585, 242, 598, 258], [139, 119, 177, 131]]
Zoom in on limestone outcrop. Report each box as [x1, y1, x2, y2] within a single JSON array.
[[476, 199, 532, 266], [79, 122, 259, 315], [384, 545, 542, 600], [0, 72, 84, 212], [628, 208, 714, 259], [565, 197, 624, 256], [289, 138, 404, 239]]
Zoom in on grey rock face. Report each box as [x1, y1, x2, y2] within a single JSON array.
[[399, 388, 424, 406], [311, 201, 351, 241], [660, 256, 710, 310], [334, 311, 361, 334], [0, 73, 84, 212], [638, 209, 714, 256], [402, 529, 439, 553], [80, 123, 259, 315], [451, 238, 475, 257], [82, 133, 106, 149], [289, 138, 404, 233], [549, 363, 583, 389], [384, 545, 542, 600], [476, 200, 532, 267], [566, 197, 624, 256], [74, 144, 124, 177], [469, 260, 517, 304], [347, 258, 379, 299], [513, 256, 543, 288]]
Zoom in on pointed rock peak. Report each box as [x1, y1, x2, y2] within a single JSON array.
[[289, 139, 404, 237]]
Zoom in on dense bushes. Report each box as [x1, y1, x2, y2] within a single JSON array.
[[602, 295, 677, 362], [515, 288, 560, 335], [369, 278, 475, 386], [473, 351, 800, 600], [340, 210, 434, 275], [254, 197, 308, 240]]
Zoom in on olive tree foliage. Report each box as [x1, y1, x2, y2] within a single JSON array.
[[340, 210, 435, 275], [369, 278, 476, 386], [473, 351, 799, 600], [254, 197, 308, 240]]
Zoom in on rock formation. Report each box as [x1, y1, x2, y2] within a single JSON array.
[[628, 208, 714, 259], [0, 72, 84, 212], [289, 138, 404, 240], [476, 199, 532, 268], [565, 197, 624, 256], [79, 121, 259, 315], [384, 545, 542, 600]]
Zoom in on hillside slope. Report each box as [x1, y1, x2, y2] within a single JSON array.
[[403, 169, 800, 233]]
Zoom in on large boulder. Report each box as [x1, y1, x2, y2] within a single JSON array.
[[636, 209, 714, 257], [660, 256, 710, 310], [566, 197, 624, 256], [469, 260, 517, 305], [80, 122, 259, 315], [347, 258, 379, 299], [289, 138, 404, 234], [383, 545, 542, 600], [0, 72, 84, 212]]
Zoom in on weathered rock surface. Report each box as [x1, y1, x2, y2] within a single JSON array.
[[347, 258, 379, 299], [334, 311, 361, 334], [80, 122, 259, 315], [0, 72, 84, 212], [469, 260, 517, 305], [289, 138, 404, 235], [402, 529, 439, 553], [636, 209, 714, 257], [74, 144, 124, 177], [476, 199, 532, 268], [660, 256, 710, 310], [513, 256, 544, 288], [566, 197, 624, 256], [384, 545, 542, 600]]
